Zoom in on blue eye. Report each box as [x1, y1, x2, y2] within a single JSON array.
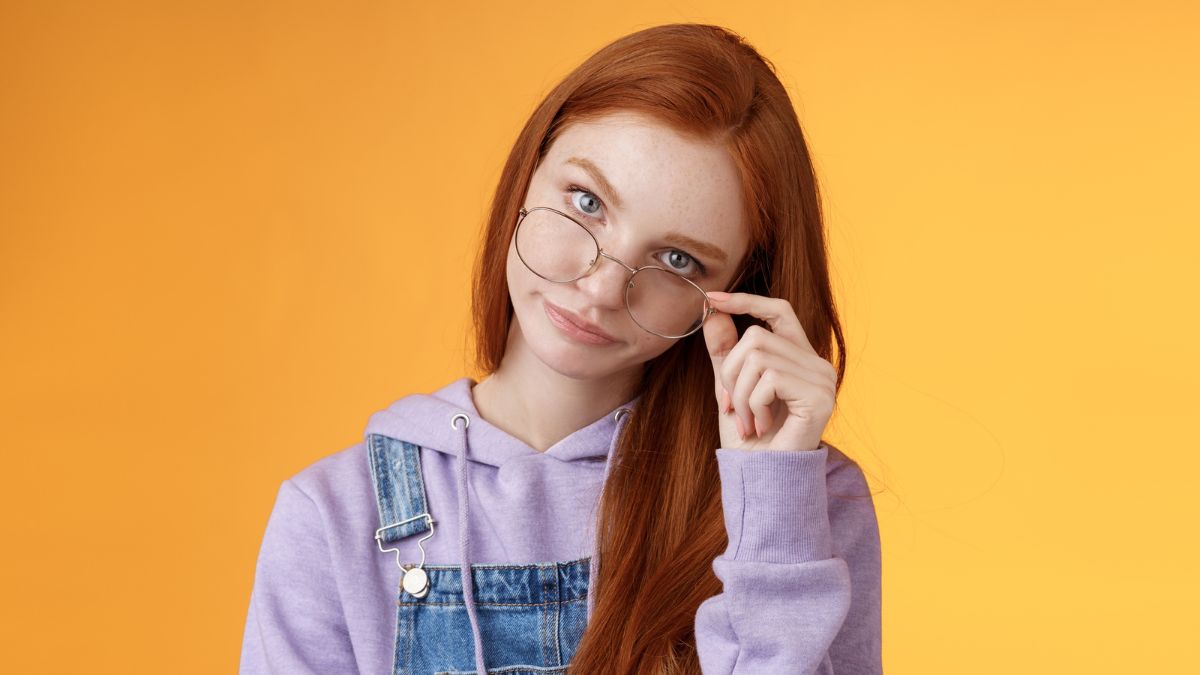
[[657, 249, 707, 279], [567, 186, 603, 217], [565, 184, 708, 279]]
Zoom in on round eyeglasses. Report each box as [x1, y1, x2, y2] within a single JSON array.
[[514, 206, 741, 339]]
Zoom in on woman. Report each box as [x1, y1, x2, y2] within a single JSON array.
[[241, 22, 881, 675]]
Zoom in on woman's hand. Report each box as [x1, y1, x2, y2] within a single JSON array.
[[701, 291, 836, 452]]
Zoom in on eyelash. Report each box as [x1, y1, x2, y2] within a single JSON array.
[[563, 184, 709, 278]]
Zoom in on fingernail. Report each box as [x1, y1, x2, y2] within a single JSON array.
[[735, 416, 745, 440], [754, 417, 763, 438], [720, 388, 730, 413], [707, 291, 730, 300]]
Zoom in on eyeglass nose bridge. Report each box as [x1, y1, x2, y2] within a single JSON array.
[[587, 249, 640, 279], [515, 205, 723, 338]]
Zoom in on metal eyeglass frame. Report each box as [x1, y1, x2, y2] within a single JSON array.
[[514, 206, 749, 339]]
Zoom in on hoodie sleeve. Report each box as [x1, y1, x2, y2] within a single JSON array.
[[240, 479, 360, 675], [694, 443, 882, 674]]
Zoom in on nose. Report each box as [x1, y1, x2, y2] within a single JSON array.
[[574, 249, 635, 311]]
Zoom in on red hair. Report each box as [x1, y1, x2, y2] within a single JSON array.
[[469, 23, 852, 674]]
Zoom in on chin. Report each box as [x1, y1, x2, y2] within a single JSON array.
[[534, 318, 680, 386], [531, 322, 626, 379], [509, 297, 620, 378]]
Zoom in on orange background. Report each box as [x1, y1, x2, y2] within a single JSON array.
[[2, 1, 1197, 673]]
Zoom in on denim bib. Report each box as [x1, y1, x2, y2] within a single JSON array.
[[368, 433, 589, 675]]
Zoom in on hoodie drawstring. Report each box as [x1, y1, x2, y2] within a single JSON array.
[[586, 407, 632, 622], [449, 406, 632, 675], [450, 412, 488, 675]]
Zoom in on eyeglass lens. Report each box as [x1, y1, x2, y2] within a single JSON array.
[[515, 208, 709, 338]]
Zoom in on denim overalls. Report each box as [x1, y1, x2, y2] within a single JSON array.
[[366, 403, 632, 675]]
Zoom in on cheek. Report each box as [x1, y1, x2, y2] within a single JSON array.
[[629, 330, 675, 359], [506, 239, 542, 314], [505, 239, 523, 290]]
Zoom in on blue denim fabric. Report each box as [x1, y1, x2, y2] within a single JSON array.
[[369, 434, 434, 543], [368, 434, 589, 675]]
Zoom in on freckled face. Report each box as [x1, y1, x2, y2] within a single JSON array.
[[505, 110, 750, 379]]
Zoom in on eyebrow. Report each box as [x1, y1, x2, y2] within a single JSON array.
[[564, 156, 730, 265], [565, 156, 625, 210], [663, 232, 729, 264]]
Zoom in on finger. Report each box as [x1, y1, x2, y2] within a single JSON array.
[[747, 373, 780, 439], [701, 304, 739, 405], [705, 292, 814, 353], [765, 365, 837, 429], [749, 369, 833, 449], [717, 326, 831, 405], [728, 347, 800, 439]]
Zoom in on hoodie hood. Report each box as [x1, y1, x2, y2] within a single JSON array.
[[364, 376, 640, 465], [363, 376, 640, 674]]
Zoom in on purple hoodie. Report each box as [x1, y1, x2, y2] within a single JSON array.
[[239, 377, 881, 673]]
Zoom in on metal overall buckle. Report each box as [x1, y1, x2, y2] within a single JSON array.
[[375, 513, 435, 598]]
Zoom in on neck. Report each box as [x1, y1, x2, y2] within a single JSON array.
[[470, 318, 640, 453]]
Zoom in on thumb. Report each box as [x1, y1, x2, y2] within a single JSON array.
[[701, 308, 739, 402]]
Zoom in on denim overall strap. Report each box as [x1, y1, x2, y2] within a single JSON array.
[[367, 433, 433, 544]]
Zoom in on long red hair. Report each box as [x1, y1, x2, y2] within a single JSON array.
[[469, 23, 851, 674]]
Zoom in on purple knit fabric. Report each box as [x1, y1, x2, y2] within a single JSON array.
[[239, 377, 881, 674]]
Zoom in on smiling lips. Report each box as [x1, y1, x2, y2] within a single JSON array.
[[543, 301, 618, 345]]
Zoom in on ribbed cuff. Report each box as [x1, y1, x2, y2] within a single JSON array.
[[715, 444, 833, 563]]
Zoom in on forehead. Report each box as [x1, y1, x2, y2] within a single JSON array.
[[540, 111, 747, 252]]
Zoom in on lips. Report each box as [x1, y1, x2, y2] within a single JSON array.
[[544, 301, 618, 343]]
